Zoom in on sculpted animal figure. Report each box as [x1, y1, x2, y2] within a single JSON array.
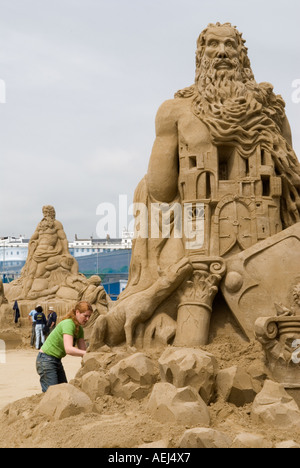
[[87, 257, 192, 350]]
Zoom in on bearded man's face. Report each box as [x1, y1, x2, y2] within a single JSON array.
[[204, 26, 239, 70], [42, 206, 56, 219], [196, 26, 248, 102]]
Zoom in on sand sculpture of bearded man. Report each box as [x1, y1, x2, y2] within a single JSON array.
[[89, 23, 300, 350], [6, 206, 86, 303]]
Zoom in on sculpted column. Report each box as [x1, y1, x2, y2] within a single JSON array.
[[174, 256, 226, 346]]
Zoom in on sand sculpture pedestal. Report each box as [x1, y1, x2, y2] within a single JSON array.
[[255, 313, 300, 388], [174, 257, 226, 346]]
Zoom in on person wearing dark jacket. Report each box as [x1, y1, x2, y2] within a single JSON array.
[[47, 306, 57, 334], [34, 306, 47, 350], [13, 300, 20, 324]]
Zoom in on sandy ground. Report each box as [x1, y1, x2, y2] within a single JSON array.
[[0, 349, 82, 411]]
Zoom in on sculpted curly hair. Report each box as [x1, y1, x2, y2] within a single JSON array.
[[195, 22, 252, 74]]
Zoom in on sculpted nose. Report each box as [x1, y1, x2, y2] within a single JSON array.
[[217, 44, 228, 59]]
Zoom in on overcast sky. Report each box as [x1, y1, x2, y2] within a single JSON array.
[[0, 0, 299, 240]]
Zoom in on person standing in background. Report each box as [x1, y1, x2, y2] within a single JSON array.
[[47, 306, 57, 333], [28, 305, 39, 347], [34, 306, 47, 350]]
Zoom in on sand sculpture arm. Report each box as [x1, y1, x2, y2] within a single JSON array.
[[55, 221, 70, 253], [29, 229, 39, 242], [27, 230, 39, 253], [147, 100, 179, 203]]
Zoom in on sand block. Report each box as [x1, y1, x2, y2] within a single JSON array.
[[232, 432, 273, 448], [159, 347, 218, 404], [147, 382, 210, 426], [109, 352, 159, 400], [81, 371, 111, 401], [251, 380, 300, 429], [35, 383, 92, 420], [179, 428, 232, 448], [216, 366, 257, 406], [275, 440, 300, 448]]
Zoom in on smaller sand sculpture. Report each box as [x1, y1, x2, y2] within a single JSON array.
[[4, 206, 110, 317]]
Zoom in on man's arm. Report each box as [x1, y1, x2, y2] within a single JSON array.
[[55, 221, 69, 252], [63, 334, 86, 357], [147, 100, 179, 203]]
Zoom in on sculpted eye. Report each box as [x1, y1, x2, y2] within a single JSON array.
[[209, 40, 218, 47], [225, 41, 235, 48]]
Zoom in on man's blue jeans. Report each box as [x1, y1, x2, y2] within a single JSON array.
[[36, 352, 67, 393], [35, 324, 45, 350]]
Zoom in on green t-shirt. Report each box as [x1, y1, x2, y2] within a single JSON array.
[[41, 319, 84, 359]]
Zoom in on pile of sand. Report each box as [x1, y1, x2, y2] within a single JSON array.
[[1, 333, 300, 448]]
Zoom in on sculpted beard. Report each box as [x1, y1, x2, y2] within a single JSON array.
[[191, 51, 300, 227], [195, 56, 249, 107], [40, 217, 55, 231], [192, 53, 270, 153]]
